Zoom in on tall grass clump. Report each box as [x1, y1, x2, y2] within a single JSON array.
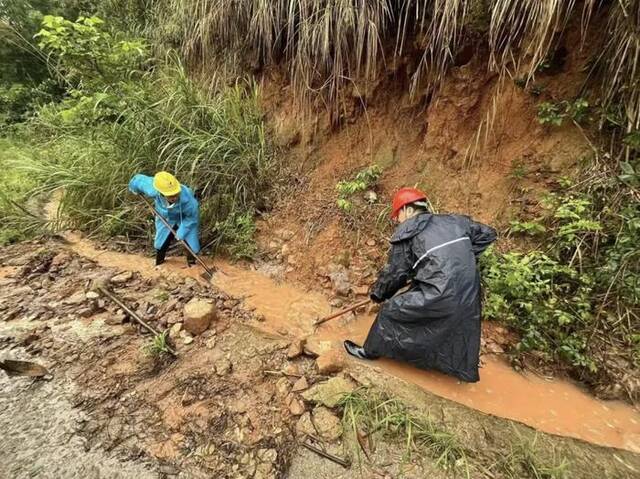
[[9, 15, 274, 257], [165, 0, 639, 133]]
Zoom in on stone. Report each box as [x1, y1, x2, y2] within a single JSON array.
[[328, 264, 351, 296], [365, 239, 376, 247], [169, 322, 182, 340], [183, 298, 217, 335], [206, 336, 217, 349], [214, 356, 232, 376], [283, 363, 302, 376], [302, 376, 357, 408], [295, 412, 316, 437], [355, 285, 369, 296], [329, 298, 344, 308], [316, 351, 345, 375], [275, 377, 290, 398], [104, 312, 126, 325], [50, 252, 71, 269], [291, 376, 309, 392], [64, 291, 86, 305], [281, 244, 291, 257], [312, 406, 342, 442], [287, 338, 306, 359], [288, 396, 305, 416], [277, 229, 295, 241], [303, 337, 336, 357], [85, 291, 100, 300], [110, 271, 133, 284]]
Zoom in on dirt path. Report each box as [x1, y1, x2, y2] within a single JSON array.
[[58, 230, 640, 453]]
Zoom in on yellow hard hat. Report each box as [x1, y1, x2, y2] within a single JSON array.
[[153, 171, 181, 196]]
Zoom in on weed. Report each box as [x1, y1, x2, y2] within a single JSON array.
[[143, 330, 170, 356], [338, 388, 468, 475], [212, 212, 257, 260], [508, 220, 546, 236], [497, 432, 570, 479], [510, 160, 528, 180], [336, 165, 382, 199]]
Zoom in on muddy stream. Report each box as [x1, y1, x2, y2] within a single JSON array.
[[58, 231, 640, 454]]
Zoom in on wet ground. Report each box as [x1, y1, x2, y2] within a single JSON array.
[[60, 230, 640, 453], [2, 237, 640, 478]]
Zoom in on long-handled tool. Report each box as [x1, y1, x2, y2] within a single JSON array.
[[140, 196, 215, 282], [93, 280, 177, 357], [313, 299, 370, 327]]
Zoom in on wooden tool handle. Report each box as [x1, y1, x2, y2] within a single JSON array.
[[314, 299, 371, 326]]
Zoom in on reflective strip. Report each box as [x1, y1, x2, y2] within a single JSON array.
[[412, 237, 471, 269]]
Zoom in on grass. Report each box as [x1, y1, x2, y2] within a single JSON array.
[[0, 138, 47, 244], [337, 387, 577, 478], [338, 388, 468, 475], [143, 330, 170, 356], [160, 1, 638, 133], [12, 58, 274, 257]]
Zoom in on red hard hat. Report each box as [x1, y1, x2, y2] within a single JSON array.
[[391, 187, 427, 219]]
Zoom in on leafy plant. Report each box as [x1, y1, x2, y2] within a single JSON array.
[[143, 330, 170, 356], [537, 102, 564, 126], [536, 99, 590, 126], [336, 165, 382, 212], [508, 220, 546, 236]]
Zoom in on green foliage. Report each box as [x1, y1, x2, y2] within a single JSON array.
[[0, 138, 45, 245], [498, 432, 570, 479], [213, 212, 257, 260], [485, 177, 640, 386], [536, 99, 590, 126], [143, 330, 170, 356], [7, 16, 274, 257], [336, 165, 382, 212], [508, 220, 546, 236], [481, 248, 597, 371], [339, 388, 468, 474], [35, 15, 149, 87]]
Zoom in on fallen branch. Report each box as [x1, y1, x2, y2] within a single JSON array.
[[314, 299, 370, 327]]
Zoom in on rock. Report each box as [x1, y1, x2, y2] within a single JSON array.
[[257, 448, 278, 464], [312, 406, 342, 441], [303, 338, 336, 357], [206, 336, 217, 349], [77, 306, 95, 317], [64, 291, 87, 305], [288, 396, 306, 416], [287, 338, 306, 359], [355, 285, 369, 296], [329, 298, 344, 308], [365, 239, 376, 247], [183, 298, 217, 335], [287, 255, 297, 266], [183, 335, 194, 345], [85, 291, 100, 300], [277, 229, 295, 241], [214, 356, 232, 376], [295, 412, 316, 437], [328, 264, 351, 296], [169, 322, 182, 339], [316, 351, 345, 375], [302, 376, 357, 408], [281, 244, 291, 257], [50, 252, 71, 269], [105, 312, 126, 325], [364, 190, 377, 203], [110, 271, 133, 284], [283, 363, 302, 376], [255, 314, 266, 322], [275, 377, 290, 398], [291, 376, 309, 392]]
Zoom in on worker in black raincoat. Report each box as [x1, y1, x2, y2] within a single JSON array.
[[344, 187, 497, 382]]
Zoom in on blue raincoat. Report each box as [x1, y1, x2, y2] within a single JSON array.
[[128, 174, 201, 253]]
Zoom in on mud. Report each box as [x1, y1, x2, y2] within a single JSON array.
[[53, 230, 640, 454]]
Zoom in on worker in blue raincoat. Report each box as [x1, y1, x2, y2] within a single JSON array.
[[128, 171, 200, 267]]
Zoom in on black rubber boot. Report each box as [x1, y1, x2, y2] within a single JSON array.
[[344, 340, 376, 360]]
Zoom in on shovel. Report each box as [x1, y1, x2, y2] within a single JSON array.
[[140, 196, 216, 282]]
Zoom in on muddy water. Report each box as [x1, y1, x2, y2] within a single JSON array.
[[58, 232, 640, 453]]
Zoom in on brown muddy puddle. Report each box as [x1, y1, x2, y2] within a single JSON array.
[[59, 231, 640, 453]]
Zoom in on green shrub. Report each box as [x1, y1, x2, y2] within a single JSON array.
[[9, 16, 274, 256]]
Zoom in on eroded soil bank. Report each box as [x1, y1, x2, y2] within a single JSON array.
[[1, 237, 640, 479]]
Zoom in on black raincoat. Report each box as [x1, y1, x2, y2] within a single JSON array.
[[363, 213, 497, 382]]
